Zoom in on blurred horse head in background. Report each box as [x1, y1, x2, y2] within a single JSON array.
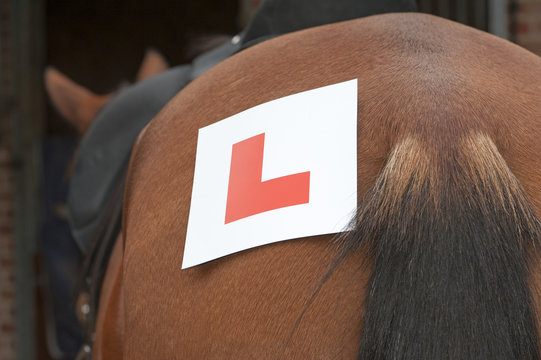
[[45, 49, 169, 138]]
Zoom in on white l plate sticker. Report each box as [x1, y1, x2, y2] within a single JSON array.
[[182, 79, 358, 268]]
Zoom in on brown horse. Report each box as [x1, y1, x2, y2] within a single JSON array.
[[98, 13, 541, 359]]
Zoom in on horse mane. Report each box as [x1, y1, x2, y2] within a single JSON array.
[[335, 132, 541, 359]]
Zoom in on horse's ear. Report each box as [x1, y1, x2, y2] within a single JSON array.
[[44, 67, 111, 135], [136, 48, 169, 82]]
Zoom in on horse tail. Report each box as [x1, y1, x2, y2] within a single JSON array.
[[340, 133, 541, 359]]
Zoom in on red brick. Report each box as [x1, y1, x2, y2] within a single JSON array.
[[0, 247, 14, 256], [0, 209, 14, 218], [0, 224, 13, 233], [520, 1, 541, 13], [0, 193, 14, 201], [1, 290, 14, 299], [518, 42, 541, 55], [1, 323, 14, 332], [516, 22, 530, 33], [0, 258, 13, 267]]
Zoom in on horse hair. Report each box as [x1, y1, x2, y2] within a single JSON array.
[[334, 134, 541, 359]]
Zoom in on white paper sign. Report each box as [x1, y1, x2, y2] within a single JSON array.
[[182, 79, 358, 268]]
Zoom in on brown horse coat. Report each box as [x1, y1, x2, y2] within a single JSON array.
[[97, 13, 541, 359]]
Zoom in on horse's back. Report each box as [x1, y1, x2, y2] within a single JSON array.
[[120, 13, 541, 358]]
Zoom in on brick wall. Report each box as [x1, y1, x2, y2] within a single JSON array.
[[0, 0, 18, 358], [514, 0, 541, 55], [0, 145, 16, 360]]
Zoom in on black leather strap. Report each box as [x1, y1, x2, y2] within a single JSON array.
[[76, 162, 127, 353]]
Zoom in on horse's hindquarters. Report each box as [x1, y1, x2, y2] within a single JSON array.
[[120, 13, 541, 359]]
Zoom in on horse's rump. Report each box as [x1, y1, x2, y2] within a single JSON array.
[[118, 13, 541, 359]]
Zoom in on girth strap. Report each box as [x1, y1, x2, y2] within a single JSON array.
[[76, 162, 128, 359]]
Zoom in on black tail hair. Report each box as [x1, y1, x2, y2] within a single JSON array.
[[339, 134, 541, 359]]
